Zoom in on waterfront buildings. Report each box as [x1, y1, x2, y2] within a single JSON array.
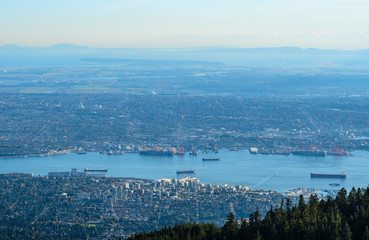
[[0, 173, 285, 239]]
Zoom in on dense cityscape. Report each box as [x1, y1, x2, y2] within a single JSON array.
[[0, 172, 292, 239], [1, 92, 369, 157]]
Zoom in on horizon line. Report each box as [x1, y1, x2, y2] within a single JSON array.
[[1, 43, 369, 51]]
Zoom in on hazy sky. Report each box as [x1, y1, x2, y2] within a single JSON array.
[[1, 0, 369, 49]]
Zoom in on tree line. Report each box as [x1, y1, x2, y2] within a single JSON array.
[[130, 187, 369, 240]]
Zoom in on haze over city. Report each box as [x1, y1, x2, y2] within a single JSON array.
[[2, 0, 369, 49]]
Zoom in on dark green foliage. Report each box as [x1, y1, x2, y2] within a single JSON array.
[[221, 212, 240, 239], [129, 187, 369, 240], [130, 223, 220, 240]]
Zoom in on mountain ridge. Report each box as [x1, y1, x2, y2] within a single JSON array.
[[1, 44, 369, 67], [2, 44, 369, 53]]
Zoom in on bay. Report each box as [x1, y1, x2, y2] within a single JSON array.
[[1, 149, 369, 192]]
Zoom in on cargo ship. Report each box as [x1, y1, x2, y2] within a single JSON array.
[[292, 150, 327, 156], [176, 169, 196, 174], [311, 173, 346, 178], [84, 168, 108, 172], [202, 157, 220, 161]]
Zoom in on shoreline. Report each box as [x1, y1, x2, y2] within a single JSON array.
[[0, 146, 357, 159], [0, 172, 341, 199], [0, 149, 74, 159]]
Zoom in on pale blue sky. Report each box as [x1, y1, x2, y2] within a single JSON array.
[[1, 0, 369, 49]]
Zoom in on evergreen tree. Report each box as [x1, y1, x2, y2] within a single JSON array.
[[341, 222, 352, 240], [221, 212, 238, 240], [362, 226, 369, 240]]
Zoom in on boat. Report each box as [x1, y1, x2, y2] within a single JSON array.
[[176, 169, 196, 174], [84, 168, 108, 172], [249, 148, 258, 154], [292, 150, 327, 156], [202, 157, 220, 161], [329, 183, 341, 186], [77, 147, 87, 154], [311, 173, 346, 178]]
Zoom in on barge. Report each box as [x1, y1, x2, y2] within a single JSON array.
[[311, 173, 346, 178]]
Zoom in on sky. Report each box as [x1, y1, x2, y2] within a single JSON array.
[[1, 0, 369, 49]]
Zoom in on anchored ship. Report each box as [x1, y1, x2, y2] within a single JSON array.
[[84, 168, 108, 172], [176, 169, 196, 174], [311, 173, 346, 178], [202, 157, 220, 161], [249, 148, 258, 154], [293, 143, 327, 156]]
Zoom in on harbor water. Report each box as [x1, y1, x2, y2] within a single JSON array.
[[1, 149, 369, 192]]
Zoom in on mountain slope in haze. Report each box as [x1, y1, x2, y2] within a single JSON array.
[[1, 44, 369, 68]]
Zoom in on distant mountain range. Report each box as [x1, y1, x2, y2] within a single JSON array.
[[1, 44, 369, 67]]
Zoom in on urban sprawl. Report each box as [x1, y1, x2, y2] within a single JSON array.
[[0, 172, 303, 239], [1, 94, 369, 157]]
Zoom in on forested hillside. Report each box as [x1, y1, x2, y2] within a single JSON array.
[[130, 187, 369, 240]]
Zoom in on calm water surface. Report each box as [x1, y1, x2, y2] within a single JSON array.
[[1, 149, 369, 192]]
